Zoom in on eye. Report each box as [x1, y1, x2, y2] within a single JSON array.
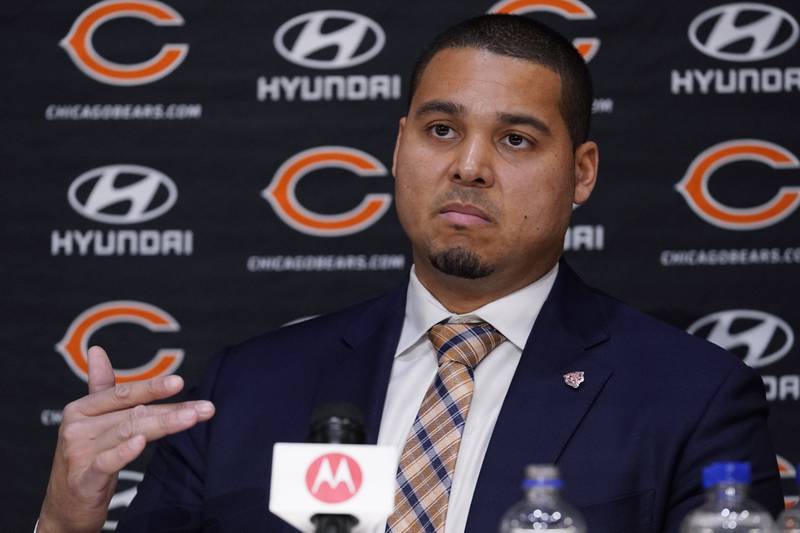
[[430, 124, 455, 139], [503, 133, 531, 148]]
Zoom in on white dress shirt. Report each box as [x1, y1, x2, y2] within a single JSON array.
[[376, 263, 558, 533]]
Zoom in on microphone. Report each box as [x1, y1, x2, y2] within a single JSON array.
[[307, 404, 364, 533], [307, 403, 366, 445], [269, 404, 396, 533]]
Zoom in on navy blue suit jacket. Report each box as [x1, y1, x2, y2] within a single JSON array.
[[119, 262, 782, 532]]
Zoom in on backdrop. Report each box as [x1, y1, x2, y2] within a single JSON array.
[[1, 0, 799, 530]]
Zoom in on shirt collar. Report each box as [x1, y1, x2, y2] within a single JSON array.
[[396, 262, 559, 356]]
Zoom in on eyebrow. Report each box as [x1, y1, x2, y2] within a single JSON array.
[[414, 99, 464, 118], [497, 112, 551, 136], [414, 99, 552, 137]]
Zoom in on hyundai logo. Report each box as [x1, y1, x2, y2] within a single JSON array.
[[67, 164, 178, 224], [688, 309, 794, 368], [274, 10, 385, 70], [689, 3, 799, 62]]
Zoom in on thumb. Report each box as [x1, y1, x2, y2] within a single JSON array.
[[88, 346, 116, 394]]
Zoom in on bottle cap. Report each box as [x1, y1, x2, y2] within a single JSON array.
[[702, 462, 751, 489], [522, 464, 563, 489]]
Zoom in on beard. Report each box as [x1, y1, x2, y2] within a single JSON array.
[[429, 247, 494, 279]]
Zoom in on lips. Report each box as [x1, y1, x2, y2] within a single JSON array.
[[438, 203, 492, 226]]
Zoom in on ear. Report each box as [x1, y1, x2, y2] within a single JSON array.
[[573, 141, 599, 205], [392, 117, 406, 177]]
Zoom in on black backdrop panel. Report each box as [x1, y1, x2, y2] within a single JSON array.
[[1, 1, 799, 529]]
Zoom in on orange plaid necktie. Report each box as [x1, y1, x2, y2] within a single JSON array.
[[386, 322, 506, 533]]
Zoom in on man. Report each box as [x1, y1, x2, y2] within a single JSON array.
[[37, 14, 782, 533]]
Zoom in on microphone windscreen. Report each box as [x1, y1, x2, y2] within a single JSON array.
[[308, 403, 366, 444]]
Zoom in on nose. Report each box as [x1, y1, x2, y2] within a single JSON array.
[[450, 134, 494, 187]]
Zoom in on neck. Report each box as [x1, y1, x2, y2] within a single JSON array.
[[413, 252, 559, 314]]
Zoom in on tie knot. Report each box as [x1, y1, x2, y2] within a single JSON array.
[[427, 322, 506, 369]]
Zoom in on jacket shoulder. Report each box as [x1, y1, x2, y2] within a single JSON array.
[[590, 288, 760, 392], [213, 284, 405, 371]]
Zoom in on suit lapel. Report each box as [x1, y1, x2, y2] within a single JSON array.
[[465, 262, 613, 533], [306, 264, 613, 531], [311, 284, 407, 444]]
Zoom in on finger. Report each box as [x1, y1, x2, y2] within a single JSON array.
[[93, 402, 214, 452], [82, 435, 146, 492], [87, 346, 116, 394], [73, 374, 184, 417], [84, 400, 215, 435]]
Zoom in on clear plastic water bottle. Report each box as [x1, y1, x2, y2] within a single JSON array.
[[777, 464, 800, 533], [680, 462, 775, 533], [498, 464, 587, 532]]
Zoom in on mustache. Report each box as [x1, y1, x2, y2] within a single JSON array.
[[431, 189, 501, 221]]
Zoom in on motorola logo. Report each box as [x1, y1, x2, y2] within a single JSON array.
[[688, 309, 794, 368], [305, 452, 362, 503], [274, 10, 385, 70], [68, 164, 177, 224], [689, 3, 799, 62]]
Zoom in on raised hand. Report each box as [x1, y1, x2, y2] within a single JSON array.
[[37, 346, 215, 533]]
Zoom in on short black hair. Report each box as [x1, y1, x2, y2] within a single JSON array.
[[408, 14, 593, 147]]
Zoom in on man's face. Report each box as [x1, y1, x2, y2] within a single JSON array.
[[393, 47, 596, 283]]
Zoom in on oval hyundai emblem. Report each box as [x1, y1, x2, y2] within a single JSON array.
[[273, 10, 386, 70], [688, 309, 794, 368], [67, 164, 178, 224], [688, 3, 799, 62]]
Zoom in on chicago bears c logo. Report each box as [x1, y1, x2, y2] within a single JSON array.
[[56, 301, 183, 383], [60, 0, 188, 86], [778, 455, 799, 509], [675, 139, 800, 230], [262, 146, 392, 237], [487, 0, 600, 61]]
